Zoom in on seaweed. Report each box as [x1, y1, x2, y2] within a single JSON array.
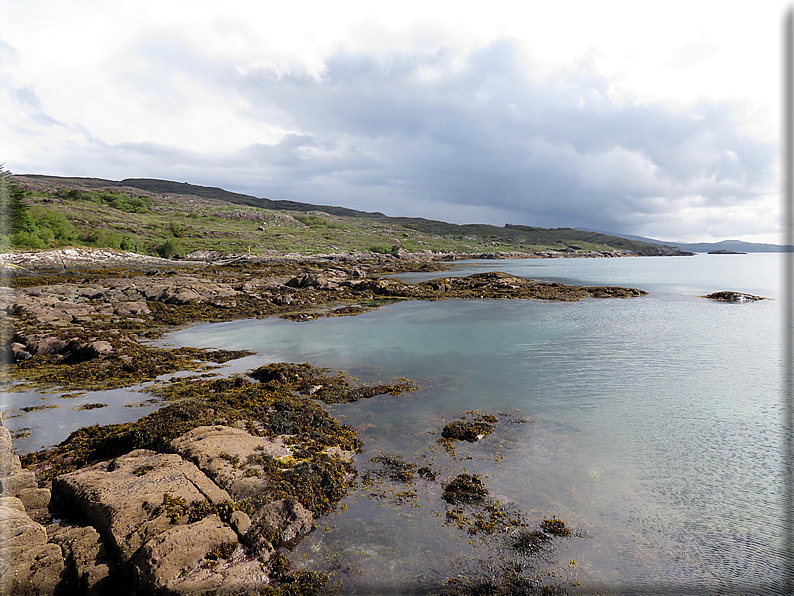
[[442, 474, 489, 505]]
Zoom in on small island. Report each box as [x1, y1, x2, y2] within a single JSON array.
[[701, 291, 767, 302], [707, 249, 746, 255]]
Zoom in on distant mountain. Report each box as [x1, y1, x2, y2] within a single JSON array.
[[580, 229, 792, 253]]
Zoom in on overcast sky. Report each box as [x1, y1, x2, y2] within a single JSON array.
[[0, 1, 788, 243]]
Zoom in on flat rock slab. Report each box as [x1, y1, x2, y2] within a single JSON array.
[[52, 449, 231, 563], [133, 514, 268, 595], [170, 425, 293, 500]]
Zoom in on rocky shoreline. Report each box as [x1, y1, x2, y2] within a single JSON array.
[[1, 248, 649, 595]]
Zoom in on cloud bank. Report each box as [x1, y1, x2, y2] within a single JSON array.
[[1, 32, 779, 242]]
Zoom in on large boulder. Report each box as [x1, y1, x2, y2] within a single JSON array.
[[132, 514, 267, 595], [52, 449, 231, 564]]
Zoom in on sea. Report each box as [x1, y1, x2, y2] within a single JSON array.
[[2, 253, 788, 594]]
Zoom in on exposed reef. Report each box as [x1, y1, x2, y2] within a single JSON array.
[[701, 291, 767, 302]]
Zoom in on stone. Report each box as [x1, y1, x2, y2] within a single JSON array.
[[0, 497, 65, 595], [170, 425, 293, 500], [49, 524, 117, 595], [133, 514, 268, 595], [52, 449, 231, 563], [112, 301, 151, 317], [243, 498, 314, 551], [230, 510, 251, 536], [17, 487, 51, 511]]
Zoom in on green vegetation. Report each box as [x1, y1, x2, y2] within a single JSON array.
[[6, 173, 684, 257]]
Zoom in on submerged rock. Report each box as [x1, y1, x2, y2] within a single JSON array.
[[442, 474, 489, 505]]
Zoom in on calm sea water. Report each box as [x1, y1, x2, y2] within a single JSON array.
[[3, 253, 787, 593]]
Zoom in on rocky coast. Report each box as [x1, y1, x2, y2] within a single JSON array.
[[1, 248, 649, 595]]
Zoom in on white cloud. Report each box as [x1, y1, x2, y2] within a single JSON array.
[[0, 0, 787, 242]]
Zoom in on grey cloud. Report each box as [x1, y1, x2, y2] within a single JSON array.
[[220, 39, 774, 235], [11, 37, 775, 240]]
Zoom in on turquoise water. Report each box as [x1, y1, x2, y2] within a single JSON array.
[[4, 253, 785, 593], [155, 253, 785, 593]]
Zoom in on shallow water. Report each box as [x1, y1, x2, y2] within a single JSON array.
[[4, 253, 786, 593]]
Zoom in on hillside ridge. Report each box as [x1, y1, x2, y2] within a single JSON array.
[[11, 174, 689, 258]]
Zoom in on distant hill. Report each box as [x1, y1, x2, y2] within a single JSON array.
[[580, 229, 792, 253], [16, 174, 691, 257]]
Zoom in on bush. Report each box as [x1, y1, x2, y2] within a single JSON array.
[[156, 239, 183, 258]]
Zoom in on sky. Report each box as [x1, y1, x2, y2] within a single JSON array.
[[0, 1, 789, 243]]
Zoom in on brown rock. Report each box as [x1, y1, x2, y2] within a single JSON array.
[[0, 497, 65, 595], [170, 425, 293, 500], [243, 498, 314, 551], [112, 301, 151, 317], [49, 524, 117, 595], [52, 449, 231, 563]]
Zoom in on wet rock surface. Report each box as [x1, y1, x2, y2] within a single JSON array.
[[702, 290, 767, 302]]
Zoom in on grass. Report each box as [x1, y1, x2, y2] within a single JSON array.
[[10, 175, 672, 257]]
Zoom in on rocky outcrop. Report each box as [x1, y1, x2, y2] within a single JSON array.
[[52, 449, 232, 564], [702, 291, 767, 302], [170, 425, 293, 500], [24, 423, 345, 594]]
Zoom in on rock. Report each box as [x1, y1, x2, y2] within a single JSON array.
[[230, 510, 252, 536], [17, 487, 51, 510], [170, 425, 293, 500], [63, 340, 114, 363], [133, 514, 266, 595], [0, 426, 37, 497], [10, 343, 31, 361], [702, 291, 767, 302], [52, 449, 231, 563], [0, 497, 65, 596], [12, 332, 69, 355], [112, 301, 151, 317], [271, 293, 293, 306], [243, 498, 314, 551], [49, 524, 117, 595]]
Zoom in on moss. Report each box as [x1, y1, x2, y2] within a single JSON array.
[[132, 464, 154, 476], [508, 529, 551, 556], [72, 403, 107, 411], [441, 418, 495, 443], [366, 453, 416, 482]]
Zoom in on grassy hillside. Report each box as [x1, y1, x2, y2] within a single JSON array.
[[5, 174, 683, 257]]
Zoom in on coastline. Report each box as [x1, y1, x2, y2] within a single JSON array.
[[1, 247, 649, 595]]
